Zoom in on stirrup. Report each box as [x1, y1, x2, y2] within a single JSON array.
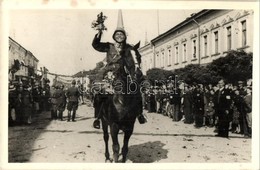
[[93, 119, 100, 129]]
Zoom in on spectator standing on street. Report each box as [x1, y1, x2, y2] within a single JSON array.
[[56, 84, 67, 121], [9, 82, 17, 126], [155, 87, 163, 113], [204, 88, 215, 127], [237, 81, 247, 96], [66, 80, 80, 122], [15, 82, 24, 125], [77, 80, 85, 104], [32, 83, 41, 114], [214, 79, 233, 138], [182, 84, 194, 124], [169, 87, 182, 121], [22, 84, 33, 125], [231, 89, 242, 133], [50, 85, 59, 120], [193, 84, 204, 128], [244, 86, 252, 137], [146, 87, 156, 113]]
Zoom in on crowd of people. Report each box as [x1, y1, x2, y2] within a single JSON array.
[[8, 81, 52, 126], [9, 77, 253, 139], [142, 79, 252, 138], [8, 79, 86, 126]]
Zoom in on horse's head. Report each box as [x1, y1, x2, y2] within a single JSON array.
[[118, 41, 142, 79], [132, 41, 141, 66]]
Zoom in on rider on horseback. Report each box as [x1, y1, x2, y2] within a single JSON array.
[[92, 11, 147, 129]]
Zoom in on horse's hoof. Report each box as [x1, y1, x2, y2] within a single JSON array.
[[105, 158, 113, 163]]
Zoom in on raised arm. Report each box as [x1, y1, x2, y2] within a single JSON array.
[[92, 31, 110, 53]]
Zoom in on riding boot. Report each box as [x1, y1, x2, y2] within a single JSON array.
[[93, 101, 104, 129]]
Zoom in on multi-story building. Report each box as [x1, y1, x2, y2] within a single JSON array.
[[139, 10, 254, 75], [9, 37, 39, 82]]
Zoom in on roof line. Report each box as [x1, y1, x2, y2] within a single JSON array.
[[150, 10, 211, 44], [9, 36, 39, 62]]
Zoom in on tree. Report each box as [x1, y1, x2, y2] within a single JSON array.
[[172, 50, 252, 85], [174, 64, 204, 84], [208, 50, 252, 84], [146, 68, 173, 85]]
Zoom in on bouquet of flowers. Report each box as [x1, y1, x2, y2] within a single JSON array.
[[104, 71, 115, 82], [91, 12, 107, 31]]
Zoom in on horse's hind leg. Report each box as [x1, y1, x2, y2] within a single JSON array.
[[121, 128, 133, 163], [102, 121, 110, 162], [110, 124, 120, 162]]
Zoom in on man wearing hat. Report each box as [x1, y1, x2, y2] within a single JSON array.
[[57, 84, 67, 121], [50, 85, 59, 120], [66, 80, 80, 122], [9, 82, 17, 126], [21, 83, 33, 124], [92, 10, 146, 129]]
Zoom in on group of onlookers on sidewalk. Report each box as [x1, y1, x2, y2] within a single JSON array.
[[9, 77, 252, 139], [8, 79, 85, 126], [143, 79, 252, 138], [8, 82, 51, 126]]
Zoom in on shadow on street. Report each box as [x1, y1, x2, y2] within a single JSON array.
[[127, 141, 168, 163], [8, 111, 52, 162]]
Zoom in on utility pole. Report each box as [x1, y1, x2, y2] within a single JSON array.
[[157, 10, 160, 35]]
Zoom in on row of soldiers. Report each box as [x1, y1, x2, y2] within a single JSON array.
[[8, 79, 83, 126], [50, 80, 85, 122], [143, 79, 252, 138], [8, 82, 51, 126]]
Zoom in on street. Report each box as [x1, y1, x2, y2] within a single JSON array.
[[8, 100, 251, 163]]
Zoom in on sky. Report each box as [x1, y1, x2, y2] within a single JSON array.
[[8, 8, 200, 76]]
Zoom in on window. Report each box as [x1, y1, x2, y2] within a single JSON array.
[[193, 40, 196, 58], [168, 49, 171, 66], [175, 46, 179, 64], [204, 35, 208, 56], [241, 21, 247, 46], [183, 43, 187, 62], [227, 26, 232, 50], [214, 31, 219, 54], [161, 51, 165, 68], [150, 58, 152, 69], [155, 53, 159, 67]]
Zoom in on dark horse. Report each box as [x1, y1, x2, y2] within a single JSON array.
[[98, 42, 143, 163]]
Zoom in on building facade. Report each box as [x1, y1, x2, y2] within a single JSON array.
[[9, 37, 39, 81], [139, 10, 254, 75]]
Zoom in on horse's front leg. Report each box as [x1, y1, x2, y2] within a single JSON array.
[[110, 123, 120, 162], [121, 126, 133, 163], [102, 120, 111, 162]]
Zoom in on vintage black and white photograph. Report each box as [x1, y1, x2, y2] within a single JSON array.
[[1, 0, 259, 170]]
